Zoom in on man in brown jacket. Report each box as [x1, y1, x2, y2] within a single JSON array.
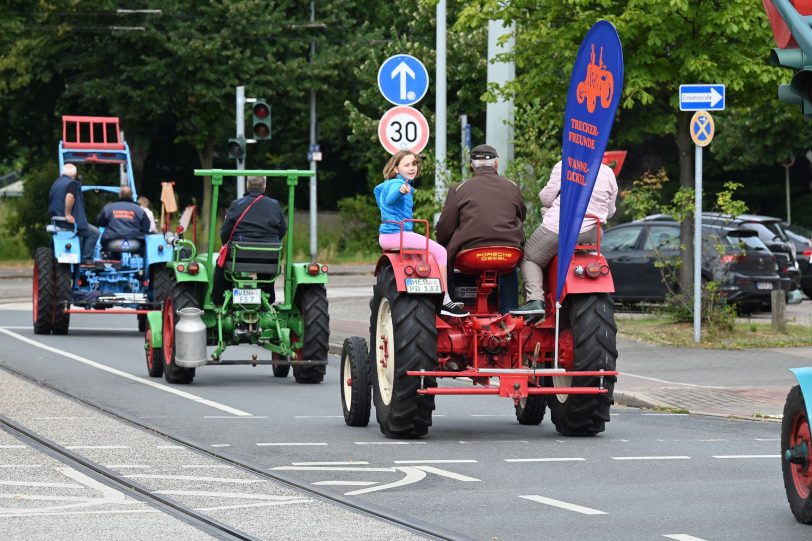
[[436, 144, 527, 312]]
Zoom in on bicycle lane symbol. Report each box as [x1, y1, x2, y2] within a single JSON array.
[[690, 110, 714, 147], [271, 462, 480, 496]]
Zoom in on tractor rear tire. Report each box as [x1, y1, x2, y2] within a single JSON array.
[[51, 263, 72, 335], [782, 385, 812, 524], [145, 326, 164, 378], [292, 285, 329, 384], [341, 336, 371, 427], [144, 265, 173, 333], [33, 247, 55, 335], [515, 394, 546, 425], [370, 264, 437, 439], [547, 293, 617, 436], [162, 283, 199, 384]]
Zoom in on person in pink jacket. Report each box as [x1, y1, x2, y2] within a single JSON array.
[[511, 160, 618, 317]]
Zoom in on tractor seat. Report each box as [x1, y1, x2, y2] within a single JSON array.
[[46, 216, 74, 232], [104, 238, 142, 253], [455, 246, 522, 275], [226, 241, 282, 275]]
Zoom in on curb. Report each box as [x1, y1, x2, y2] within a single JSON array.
[[614, 390, 782, 423]]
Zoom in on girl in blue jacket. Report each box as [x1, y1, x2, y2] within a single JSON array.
[[374, 150, 467, 317]]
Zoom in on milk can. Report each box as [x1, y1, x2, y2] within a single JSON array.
[[174, 307, 208, 367]]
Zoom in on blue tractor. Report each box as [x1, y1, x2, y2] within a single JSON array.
[[32, 116, 173, 335]]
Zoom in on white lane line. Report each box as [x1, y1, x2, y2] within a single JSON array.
[[271, 466, 397, 472], [622, 372, 726, 389], [0, 445, 25, 449], [181, 465, 233, 469], [210, 444, 231, 448], [755, 438, 780, 442], [657, 439, 727, 442], [354, 441, 427, 445], [256, 442, 328, 447], [0, 328, 252, 417], [204, 416, 267, 419], [712, 455, 780, 459], [292, 461, 370, 466], [505, 458, 585, 463], [394, 460, 477, 464], [294, 415, 344, 419], [313, 481, 377, 487], [0, 480, 83, 489], [345, 467, 426, 496], [413, 466, 479, 482], [65, 445, 129, 450], [519, 495, 607, 515], [612, 456, 690, 461], [124, 475, 261, 484], [664, 535, 708, 541]]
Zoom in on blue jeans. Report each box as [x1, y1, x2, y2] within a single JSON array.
[[78, 225, 100, 262]]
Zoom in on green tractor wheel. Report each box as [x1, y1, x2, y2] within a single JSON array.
[[292, 285, 329, 384]]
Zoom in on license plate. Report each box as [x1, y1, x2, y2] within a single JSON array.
[[233, 288, 261, 304], [405, 278, 442, 294], [756, 281, 774, 290], [57, 252, 79, 264]]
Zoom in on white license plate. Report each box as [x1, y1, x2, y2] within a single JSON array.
[[756, 281, 774, 290], [57, 252, 79, 264], [233, 288, 261, 304], [405, 278, 441, 294]]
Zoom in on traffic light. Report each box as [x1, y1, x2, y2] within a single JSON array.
[[252, 100, 271, 140], [227, 136, 246, 160], [764, 0, 812, 116], [770, 47, 812, 114]]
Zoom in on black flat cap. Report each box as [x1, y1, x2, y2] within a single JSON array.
[[470, 144, 498, 160]]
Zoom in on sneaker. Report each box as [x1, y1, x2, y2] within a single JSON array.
[[510, 300, 545, 316], [441, 301, 469, 318]]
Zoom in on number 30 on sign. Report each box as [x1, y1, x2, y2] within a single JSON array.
[[378, 106, 430, 155]]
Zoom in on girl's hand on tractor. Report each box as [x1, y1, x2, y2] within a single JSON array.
[[399, 181, 411, 195]]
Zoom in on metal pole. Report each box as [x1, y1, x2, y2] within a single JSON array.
[[460, 114, 468, 178], [236, 86, 245, 199], [693, 144, 702, 344], [785, 163, 792, 225], [486, 19, 515, 174], [309, 0, 318, 262], [435, 0, 447, 208]]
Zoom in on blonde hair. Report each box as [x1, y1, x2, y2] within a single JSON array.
[[383, 151, 421, 180], [137, 196, 151, 209]]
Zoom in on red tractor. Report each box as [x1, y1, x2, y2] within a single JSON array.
[[340, 219, 618, 439]]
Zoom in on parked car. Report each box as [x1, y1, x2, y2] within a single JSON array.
[[782, 222, 812, 298], [602, 220, 781, 312]]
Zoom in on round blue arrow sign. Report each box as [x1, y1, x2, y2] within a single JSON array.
[[377, 54, 429, 106]]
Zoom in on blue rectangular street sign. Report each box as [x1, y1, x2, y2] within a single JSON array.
[[679, 84, 725, 111]]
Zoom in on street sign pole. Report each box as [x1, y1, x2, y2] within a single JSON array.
[[694, 144, 702, 344], [236, 86, 246, 198], [309, 0, 318, 263], [435, 0, 447, 215]]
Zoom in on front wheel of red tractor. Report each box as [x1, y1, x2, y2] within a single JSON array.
[[546, 293, 617, 436], [162, 283, 199, 384], [782, 385, 812, 524], [515, 394, 546, 425], [370, 264, 437, 439]]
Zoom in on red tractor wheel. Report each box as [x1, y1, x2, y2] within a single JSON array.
[[515, 394, 546, 425], [161, 283, 198, 384], [370, 264, 437, 438], [546, 293, 617, 436], [144, 326, 164, 378], [782, 385, 812, 523]]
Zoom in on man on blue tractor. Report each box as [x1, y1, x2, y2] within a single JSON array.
[[212, 175, 287, 305], [97, 185, 151, 255], [48, 163, 99, 264]]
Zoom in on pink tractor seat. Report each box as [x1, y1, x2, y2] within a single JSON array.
[[455, 246, 522, 275]]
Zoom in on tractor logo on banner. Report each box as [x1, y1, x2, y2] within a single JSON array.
[[556, 20, 624, 303]]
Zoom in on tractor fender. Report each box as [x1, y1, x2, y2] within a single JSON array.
[[171, 261, 209, 284], [547, 252, 615, 303], [290, 262, 329, 293], [144, 233, 172, 266], [146, 310, 163, 348], [52, 232, 81, 265], [374, 252, 443, 293], [789, 367, 812, 425]]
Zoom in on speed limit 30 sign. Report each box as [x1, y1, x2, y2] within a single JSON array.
[[378, 106, 430, 155]]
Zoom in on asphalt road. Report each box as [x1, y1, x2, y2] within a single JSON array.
[[0, 289, 807, 540]]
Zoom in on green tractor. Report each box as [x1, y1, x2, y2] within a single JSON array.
[[143, 169, 329, 385]]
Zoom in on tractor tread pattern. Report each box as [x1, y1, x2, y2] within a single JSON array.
[[164, 281, 197, 384], [341, 336, 372, 427], [515, 394, 546, 425], [51, 263, 72, 335], [33, 247, 55, 335], [293, 285, 329, 384]]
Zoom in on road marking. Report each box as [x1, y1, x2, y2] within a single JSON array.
[[459, 440, 528, 444], [292, 461, 370, 466], [210, 444, 231, 448], [156, 445, 185, 450], [519, 495, 607, 515], [612, 456, 690, 461], [413, 466, 479, 482], [0, 480, 83, 489], [664, 535, 708, 541], [272, 466, 397, 472], [394, 460, 477, 464], [313, 481, 377, 486], [755, 438, 780, 442], [505, 458, 585, 463], [0, 445, 25, 449], [125, 475, 262, 484], [622, 372, 726, 389], [33, 417, 93, 420], [712, 455, 780, 459], [0, 465, 43, 468], [204, 416, 267, 419], [256, 442, 328, 447], [657, 439, 727, 442], [0, 328, 253, 416], [354, 441, 427, 445], [65, 445, 129, 450], [345, 467, 426, 496]]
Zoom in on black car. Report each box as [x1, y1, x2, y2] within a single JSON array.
[[602, 220, 781, 311], [782, 222, 812, 297]]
